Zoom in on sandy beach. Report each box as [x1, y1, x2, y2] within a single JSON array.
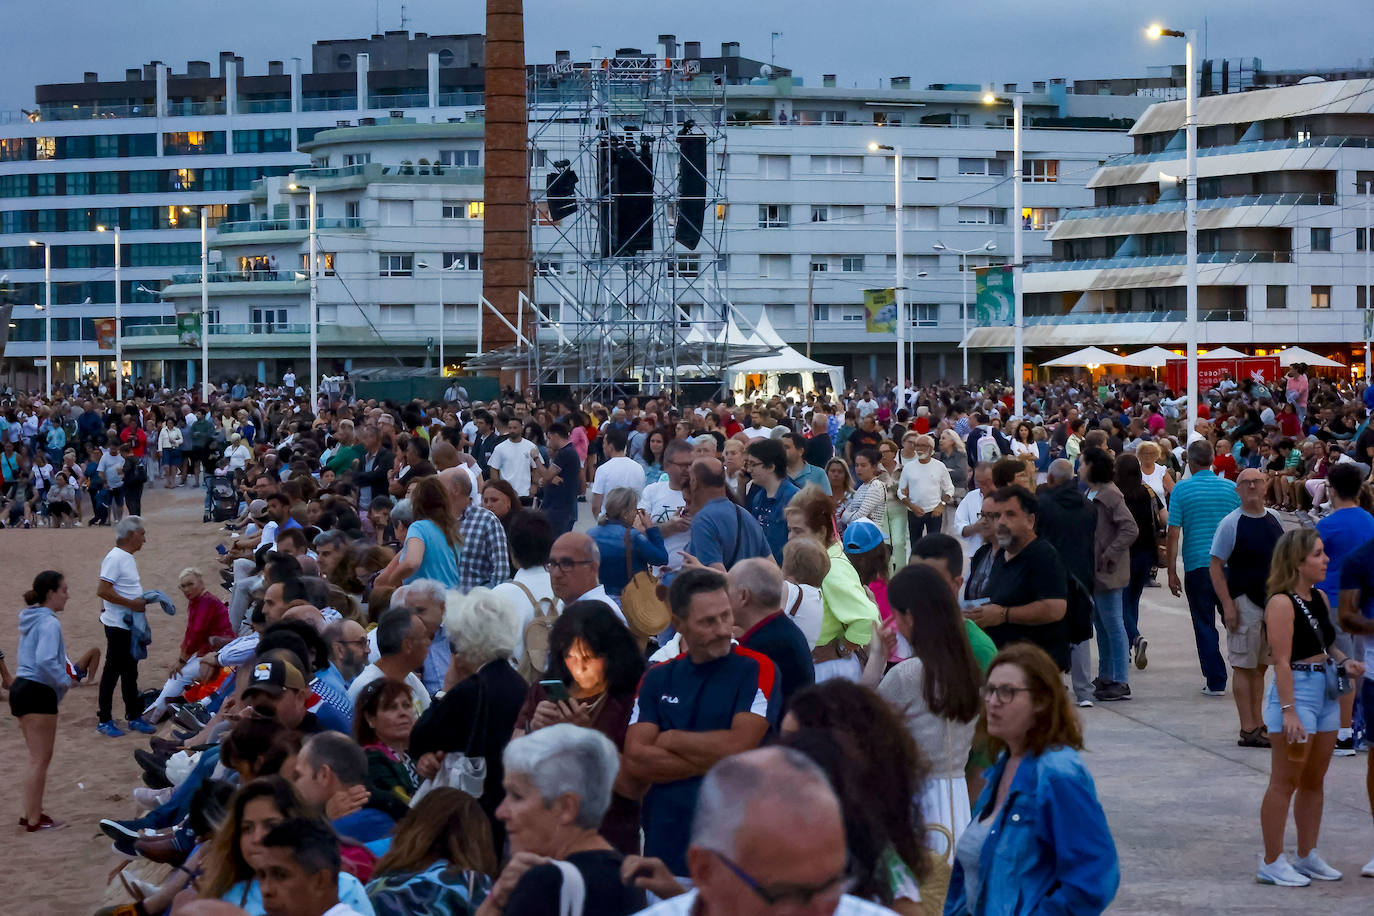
[[1, 484, 224, 913]]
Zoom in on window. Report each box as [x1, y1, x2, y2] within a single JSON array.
[[172, 168, 196, 190], [534, 260, 561, 276], [439, 149, 479, 167], [35, 137, 56, 161], [841, 256, 864, 272], [812, 304, 831, 322], [163, 131, 224, 155], [233, 129, 291, 153], [760, 255, 791, 279], [442, 252, 481, 271], [35, 174, 57, 196], [251, 308, 289, 333], [380, 304, 415, 323], [1310, 285, 1331, 309], [760, 155, 790, 179], [66, 172, 90, 195], [378, 253, 413, 277], [957, 207, 1006, 225], [811, 206, 829, 223], [301, 253, 335, 276], [913, 303, 940, 327], [841, 306, 865, 322], [1358, 286, 1371, 310], [94, 172, 120, 195], [345, 201, 360, 223], [343, 152, 371, 166], [336, 53, 353, 70], [670, 255, 700, 277], [950, 113, 970, 127], [1359, 228, 1371, 252], [380, 200, 413, 225], [1024, 207, 1059, 231], [1310, 227, 1331, 251], [758, 205, 789, 228], [1266, 285, 1287, 309], [810, 155, 861, 174], [956, 157, 1005, 177], [810, 260, 828, 272], [1023, 159, 1059, 182], [913, 157, 938, 180], [442, 200, 484, 220]]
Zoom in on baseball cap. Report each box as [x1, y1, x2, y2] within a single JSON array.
[[248, 499, 270, 521], [842, 519, 884, 555], [243, 657, 306, 697]]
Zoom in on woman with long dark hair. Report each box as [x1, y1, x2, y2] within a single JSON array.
[[12, 570, 70, 831], [1115, 453, 1164, 670], [376, 475, 462, 589]]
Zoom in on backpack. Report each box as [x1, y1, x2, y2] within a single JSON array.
[[514, 581, 559, 682], [975, 430, 1000, 465]]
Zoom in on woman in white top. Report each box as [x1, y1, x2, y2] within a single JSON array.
[[863, 561, 983, 865], [1009, 420, 1037, 459], [1134, 440, 1174, 504], [157, 418, 183, 489]]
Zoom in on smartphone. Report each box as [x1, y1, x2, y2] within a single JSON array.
[[539, 678, 571, 702], [216, 543, 228, 555]]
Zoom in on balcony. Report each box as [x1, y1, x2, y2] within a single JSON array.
[[1109, 135, 1374, 167], [289, 163, 484, 185], [167, 269, 304, 284], [36, 103, 155, 121], [1021, 309, 1248, 325], [437, 91, 484, 107], [216, 217, 365, 234], [367, 92, 430, 110], [238, 98, 293, 114], [165, 100, 227, 117], [125, 322, 311, 338], [1026, 250, 1293, 272], [301, 96, 358, 112], [1060, 192, 1338, 221]]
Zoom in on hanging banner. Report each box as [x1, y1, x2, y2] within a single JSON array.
[[862, 288, 897, 334], [95, 318, 116, 351], [975, 266, 1014, 325], [176, 310, 202, 348]]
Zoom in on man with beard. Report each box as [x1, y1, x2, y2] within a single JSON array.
[[323, 619, 368, 688]]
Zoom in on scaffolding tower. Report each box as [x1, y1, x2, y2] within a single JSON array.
[[518, 52, 736, 398]]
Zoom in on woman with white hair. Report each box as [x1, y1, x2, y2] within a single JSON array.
[[409, 587, 528, 853], [476, 724, 646, 916]]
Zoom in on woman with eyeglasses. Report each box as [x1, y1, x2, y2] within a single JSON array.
[[945, 642, 1118, 916], [355, 678, 421, 808]]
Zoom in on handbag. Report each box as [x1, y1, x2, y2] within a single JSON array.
[[1290, 593, 1353, 699], [620, 528, 671, 646], [917, 723, 958, 912], [410, 679, 488, 805]]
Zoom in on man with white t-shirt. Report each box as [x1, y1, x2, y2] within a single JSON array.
[[346, 607, 432, 715], [639, 440, 694, 575], [487, 415, 544, 501], [590, 427, 644, 518], [95, 516, 155, 737]]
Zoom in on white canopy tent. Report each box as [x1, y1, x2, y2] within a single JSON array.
[[1274, 346, 1345, 369], [1039, 346, 1124, 368], [727, 346, 845, 396], [1119, 346, 1178, 367], [1199, 346, 1248, 359]]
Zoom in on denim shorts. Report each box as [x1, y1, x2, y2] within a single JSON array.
[[1263, 666, 1341, 735]]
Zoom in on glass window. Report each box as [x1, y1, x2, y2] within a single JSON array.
[[94, 172, 120, 195], [1310, 285, 1331, 309], [381, 304, 414, 323], [442, 252, 481, 270], [0, 138, 31, 162], [812, 303, 831, 322], [35, 137, 56, 161], [128, 206, 155, 230], [58, 136, 92, 159], [442, 201, 470, 219], [1310, 227, 1331, 252], [66, 172, 91, 195], [163, 131, 225, 155], [439, 149, 479, 167], [811, 206, 829, 222], [35, 174, 57, 196], [1023, 159, 1059, 182], [128, 171, 159, 194], [379, 253, 414, 277], [757, 204, 789, 228], [1024, 207, 1059, 231], [841, 256, 864, 272], [36, 210, 58, 232], [1266, 285, 1286, 309]]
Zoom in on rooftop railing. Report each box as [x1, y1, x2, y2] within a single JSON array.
[[215, 217, 365, 234], [36, 103, 155, 121], [1022, 308, 1249, 325], [167, 269, 304, 284], [1060, 192, 1338, 221], [1026, 250, 1293, 272]]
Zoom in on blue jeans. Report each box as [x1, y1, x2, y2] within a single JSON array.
[[1122, 551, 1153, 646], [1093, 588, 1129, 684], [1183, 567, 1228, 692], [133, 746, 221, 829]]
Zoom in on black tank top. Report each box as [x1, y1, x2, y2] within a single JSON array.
[[1288, 591, 1334, 660]]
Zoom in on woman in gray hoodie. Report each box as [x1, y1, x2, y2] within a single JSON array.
[[12, 570, 70, 831]]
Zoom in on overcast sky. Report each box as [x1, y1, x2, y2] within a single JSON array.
[[2, 0, 1370, 111]]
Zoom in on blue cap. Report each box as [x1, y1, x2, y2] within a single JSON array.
[[842, 519, 884, 554]]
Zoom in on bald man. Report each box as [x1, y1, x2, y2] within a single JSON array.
[[728, 558, 813, 707], [684, 459, 770, 572], [548, 531, 623, 622]]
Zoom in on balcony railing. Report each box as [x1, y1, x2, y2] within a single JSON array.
[[1022, 308, 1249, 325], [216, 217, 365, 234], [125, 322, 311, 338], [290, 164, 483, 182], [167, 269, 305, 284], [36, 103, 155, 121], [1108, 135, 1374, 168], [437, 91, 485, 106], [1026, 251, 1293, 272], [301, 96, 358, 112], [1060, 192, 1338, 221], [238, 98, 293, 114], [367, 92, 430, 109], [165, 100, 227, 117]]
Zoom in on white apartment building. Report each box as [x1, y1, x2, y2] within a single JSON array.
[[974, 78, 1374, 376]]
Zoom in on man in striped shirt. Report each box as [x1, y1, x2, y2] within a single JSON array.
[[1167, 439, 1240, 696]]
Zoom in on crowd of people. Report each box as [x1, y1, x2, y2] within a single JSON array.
[[5, 360, 1374, 914]]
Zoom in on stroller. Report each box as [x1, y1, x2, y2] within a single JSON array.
[[209, 477, 239, 522]]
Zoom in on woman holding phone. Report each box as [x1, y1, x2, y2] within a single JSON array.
[[514, 601, 646, 854], [1257, 528, 1364, 886]]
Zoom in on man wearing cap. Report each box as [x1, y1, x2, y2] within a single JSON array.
[[243, 654, 323, 734]]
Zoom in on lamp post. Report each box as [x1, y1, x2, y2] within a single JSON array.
[[984, 92, 1025, 415], [933, 240, 997, 385], [289, 182, 319, 413], [97, 224, 122, 399], [199, 206, 210, 402], [1148, 23, 1199, 424], [869, 141, 906, 404], [28, 240, 51, 393], [417, 259, 460, 378]]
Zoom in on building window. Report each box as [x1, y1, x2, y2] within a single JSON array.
[[380, 304, 414, 323], [913, 303, 940, 327], [442, 252, 481, 271], [1358, 286, 1371, 310], [810, 260, 829, 272], [1310, 285, 1331, 309], [841, 306, 865, 322], [812, 303, 831, 322], [841, 256, 864, 272], [758, 205, 789, 228], [811, 206, 829, 223], [957, 157, 1004, 176], [439, 149, 479, 167], [35, 137, 56, 161], [467, 201, 484, 219], [950, 113, 970, 127], [957, 207, 1006, 225], [760, 155, 791, 179], [1024, 207, 1059, 231], [343, 153, 371, 166], [1023, 159, 1059, 182], [378, 253, 413, 277], [670, 255, 700, 277], [535, 260, 561, 276], [810, 155, 861, 174], [443, 201, 469, 219], [1266, 285, 1286, 309], [301, 253, 335, 276], [345, 201, 360, 222], [1310, 228, 1331, 251], [251, 308, 289, 333]]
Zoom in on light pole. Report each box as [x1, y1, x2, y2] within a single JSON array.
[[984, 92, 1025, 415], [1363, 179, 1371, 380], [290, 181, 319, 412], [28, 240, 51, 393], [870, 141, 907, 403], [199, 206, 210, 402], [417, 259, 460, 378], [1148, 23, 1199, 424], [933, 240, 997, 385], [97, 224, 122, 398]]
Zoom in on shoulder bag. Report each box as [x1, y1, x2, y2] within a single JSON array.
[[1290, 592, 1353, 699], [410, 677, 488, 805], [621, 528, 671, 646]]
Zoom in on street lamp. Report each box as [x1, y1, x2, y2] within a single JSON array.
[[984, 91, 1025, 416], [1148, 22, 1199, 425], [289, 181, 319, 412], [869, 141, 907, 403], [96, 224, 122, 399], [29, 240, 51, 393], [417, 259, 461, 378], [933, 240, 997, 385]]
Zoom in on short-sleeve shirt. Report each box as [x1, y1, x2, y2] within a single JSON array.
[[1210, 508, 1284, 606], [99, 546, 143, 629], [788, 460, 832, 495], [686, 497, 771, 570], [540, 443, 582, 518], [629, 647, 780, 874], [739, 611, 815, 711], [983, 537, 1069, 669], [402, 519, 462, 588], [1338, 536, 1374, 677], [638, 479, 688, 570], [1167, 470, 1240, 572], [590, 456, 646, 505], [489, 437, 542, 496], [1316, 507, 1374, 603]]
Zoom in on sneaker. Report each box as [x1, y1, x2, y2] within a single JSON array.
[[1257, 854, 1311, 887], [99, 818, 143, 842], [125, 717, 157, 735], [1134, 637, 1149, 670], [1361, 854, 1374, 877], [1094, 682, 1132, 702], [1292, 851, 1342, 881], [96, 720, 125, 738], [1076, 698, 1094, 708], [1202, 686, 1227, 697], [132, 786, 172, 812], [1334, 736, 1356, 757]]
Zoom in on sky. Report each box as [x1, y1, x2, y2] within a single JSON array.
[[2, 0, 1370, 111]]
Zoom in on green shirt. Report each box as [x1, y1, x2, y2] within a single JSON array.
[[965, 619, 997, 672]]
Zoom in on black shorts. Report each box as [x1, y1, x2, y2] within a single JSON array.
[[9, 677, 58, 717]]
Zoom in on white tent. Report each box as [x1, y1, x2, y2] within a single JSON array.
[[684, 323, 712, 344], [750, 312, 790, 349], [1274, 346, 1345, 368], [1040, 346, 1123, 367], [714, 317, 754, 347], [727, 346, 845, 396], [1119, 346, 1177, 367], [1199, 346, 1248, 359]]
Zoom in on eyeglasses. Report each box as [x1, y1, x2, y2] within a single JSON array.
[[544, 558, 594, 573], [982, 684, 1032, 704], [333, 638, 368, 649], [711, 850, 852, 907]]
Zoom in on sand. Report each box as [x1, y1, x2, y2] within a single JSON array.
[[1, 484, 225, 913]]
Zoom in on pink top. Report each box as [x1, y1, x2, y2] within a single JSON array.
[[570, 426, 589, 462], [869, 579, 903, 663], [1286, 373, 1309, 407], [181, 591, 232, 659]]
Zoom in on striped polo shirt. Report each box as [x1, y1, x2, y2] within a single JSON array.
[[1167, 469, 1240, 571]]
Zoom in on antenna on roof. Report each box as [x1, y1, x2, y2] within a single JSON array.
[[400, 2, 409, 30]]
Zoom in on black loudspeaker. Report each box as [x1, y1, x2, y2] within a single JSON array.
[[546, 160, 579, 222], [675, 122, 707, 250], [617, 136, 655, 254]]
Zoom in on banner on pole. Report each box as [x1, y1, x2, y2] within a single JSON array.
[[975, 266, 1014, 325], [176, 310, 202, 348], [94, 318, 116, 351], [862, 288, 897, 334]]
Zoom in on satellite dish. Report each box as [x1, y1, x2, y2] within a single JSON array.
[[759, 64, 774, 79]]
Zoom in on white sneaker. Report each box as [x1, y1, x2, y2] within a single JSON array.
[[1292, 851, 1343, 881], [1360, 854, 1374, 877], [132, 786, 171, 811], [1077, 698, 1094, 708], [1257, 854, 1311, 886]]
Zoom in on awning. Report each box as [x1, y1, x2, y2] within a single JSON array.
[[1040, 346, 1124, 367], [1200, 346, 1248, 359], [1119, 345, 1177, 367], [726, 346, 845, 395], [1274, 346, 1345, 368]]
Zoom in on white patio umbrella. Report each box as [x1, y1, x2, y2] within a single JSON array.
[[1199, 346, 1248, 359], [1119, 346, 1178, 367], [1273, 346, 1345, 368], [1040, 346, 1124, 367]]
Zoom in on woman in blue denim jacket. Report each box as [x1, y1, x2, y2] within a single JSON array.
[[588, 486, 668, 597], [945, 643, 1119, 916]]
